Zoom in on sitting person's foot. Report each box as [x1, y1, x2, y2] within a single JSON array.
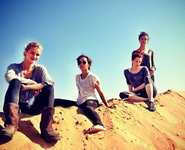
[[144, 99, 156, 112], [84, 125, 106, 134], [119, 91, 135, 99]]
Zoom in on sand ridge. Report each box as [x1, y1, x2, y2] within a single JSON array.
[[0, 89, 185, 150]]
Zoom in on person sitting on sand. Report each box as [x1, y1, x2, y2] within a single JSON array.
[[0, 42, 61, 143], [55, 54, 112, 134], [119, 52, 157, 112]]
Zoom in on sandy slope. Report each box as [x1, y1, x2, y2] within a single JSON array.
[[0, 89, 185, 150]]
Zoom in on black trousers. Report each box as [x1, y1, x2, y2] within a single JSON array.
[[4, 79, 54, 115], [54, 99, 103, 126], [120, 76, 157, 99]]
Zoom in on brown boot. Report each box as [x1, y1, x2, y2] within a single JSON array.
[[0, 103, 19, 141], [40, 107, 61, 143]]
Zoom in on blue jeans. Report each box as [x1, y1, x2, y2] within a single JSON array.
[[4, 79, 55, 115]]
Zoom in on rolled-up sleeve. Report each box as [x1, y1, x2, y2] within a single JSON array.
[[5, 63, 32, 84], [124, 69, 131, 85], [35, 65, 54, 86]]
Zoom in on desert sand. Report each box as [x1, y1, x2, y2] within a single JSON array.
[[0, 89, 185, 150]]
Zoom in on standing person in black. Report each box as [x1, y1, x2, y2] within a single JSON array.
[[133, 32, 156, 82]]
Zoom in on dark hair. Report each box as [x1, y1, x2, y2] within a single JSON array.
[[131, 51, 143, 60], [138, 31, 149, 41], [76, 54, 93, 70]]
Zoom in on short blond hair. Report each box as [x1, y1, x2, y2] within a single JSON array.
[[24, 41, 42, 56], [25, 41, 42, 51]]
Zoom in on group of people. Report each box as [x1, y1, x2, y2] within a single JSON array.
[[0, 31, 157, 143]]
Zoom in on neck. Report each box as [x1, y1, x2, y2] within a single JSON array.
[[139, 45, 146, 51], [82, 70, 89, 75], [22, 60, 34, 71], [81, 70, 89, 78], [132, 66, 140, 70]]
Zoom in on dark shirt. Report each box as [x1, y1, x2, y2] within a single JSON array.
[[124, 66, 149, 88], [133, 49, 156, 71], [141, 49, 156, 71]]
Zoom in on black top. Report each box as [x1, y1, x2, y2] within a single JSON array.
[[124, 66, 149, 88]]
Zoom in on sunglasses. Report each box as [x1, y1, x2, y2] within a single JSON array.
[[78, 60, 87, 65]]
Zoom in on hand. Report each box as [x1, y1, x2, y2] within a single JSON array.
[[150, 70, 154, 76], [21, 84, 27, 91], [132, 88, 136, 92], [107, 104, 117, 109], [33, 90, 40, 96]]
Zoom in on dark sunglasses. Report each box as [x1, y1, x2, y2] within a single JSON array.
[[78, 60, 87, 65]]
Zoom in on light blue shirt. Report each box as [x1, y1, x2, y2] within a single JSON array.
[[5, 62, 54, 103]]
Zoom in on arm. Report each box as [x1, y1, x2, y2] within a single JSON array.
[[5, 64, 35, 84], [128, 84, 133, 92], [38, 65, 54, 86], [95, 81, 109, 107], [22, 83, 45, 91], [150, 51, 156, 76], [132, 66, 149, 91], [21, 65, 53, 91], [131, 67, 149, 92], [132, 83, 145, 92]]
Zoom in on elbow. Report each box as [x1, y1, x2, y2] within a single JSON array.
[[4, 75, 12, 83]]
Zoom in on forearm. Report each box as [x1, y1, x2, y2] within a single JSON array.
[[95, 81, 109, 107], [99, 92, 109, 107], [128, 85, 133, 92], [22, 83, 44, 91], [133, 83, 145, 92]]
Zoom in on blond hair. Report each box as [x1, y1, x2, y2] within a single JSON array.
[[24, 41, 42, 56]]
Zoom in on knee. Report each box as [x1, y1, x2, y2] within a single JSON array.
[[119, 92, 129, 99], [9, 79, 21, 89], [43, 85, 54, 93], [84, 105, 94, 112], [144, 76, 153, 85]]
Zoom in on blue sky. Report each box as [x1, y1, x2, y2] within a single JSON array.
[[0, 0, 185, 112]]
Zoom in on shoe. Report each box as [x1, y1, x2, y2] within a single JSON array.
[[0, 103, 19, 142], [85, 125, 106, 134], [144, 98, 150, 106], [40, 107, 61, 143], [144, 99, 156, 112], [119, 91, 135, 99]]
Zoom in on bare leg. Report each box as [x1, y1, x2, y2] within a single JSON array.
[[145, 83, 154, 102], [126, 95, 146, 103], [119, 91, 146, 103]]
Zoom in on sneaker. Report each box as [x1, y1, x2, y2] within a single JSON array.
[[144, 99, 156, 112], [119, 91, 135, 99], [148, 102, 156, 111], [85, 125, 106, 134], [144, 98, 150, 105]]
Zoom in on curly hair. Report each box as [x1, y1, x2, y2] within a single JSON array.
[[138, 31, 149, 41], [76, 54, 93, 70]]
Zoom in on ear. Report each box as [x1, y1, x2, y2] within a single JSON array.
[[88, 63, 91, 70], [24, 49, 27, 56]]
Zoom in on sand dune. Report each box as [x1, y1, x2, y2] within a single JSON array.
[[0, 89, 185, 150]]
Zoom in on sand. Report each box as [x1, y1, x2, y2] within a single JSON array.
[[0, 89, 185, 150]]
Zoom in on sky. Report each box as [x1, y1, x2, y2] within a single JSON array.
[[0, 0, 185, 112]]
